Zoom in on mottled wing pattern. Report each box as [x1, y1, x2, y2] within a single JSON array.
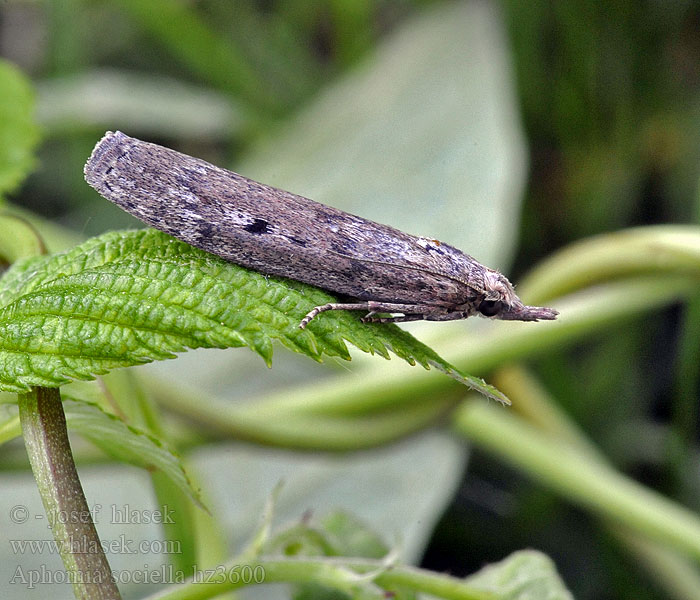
[[85, 132, 483, 307]]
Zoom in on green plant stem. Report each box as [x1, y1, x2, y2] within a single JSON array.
[[453, 400, 700, 562], [518, 225, 700, 303], [141, 376, 456, 450], [18, 387, 121, 600], [439, 274, 697, 374], [616, 527, 700, 600], [146, 557, 494, 600], [147, 274, 697, 450], [491, 366, 599, 455], [492, 366, 700, 599]]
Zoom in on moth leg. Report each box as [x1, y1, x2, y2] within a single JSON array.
[[299, 302, 373, 329], [363, 313, 425, 324], [299, 301, 455, 328], [365, 302, 435, 314], [365, 307, 467, 323], [425, 311, 469, 322]]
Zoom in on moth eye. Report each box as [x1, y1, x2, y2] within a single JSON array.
[[477, 299, 502, 317]]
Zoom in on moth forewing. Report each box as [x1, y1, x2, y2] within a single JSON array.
[[85, 131, 558, 327]]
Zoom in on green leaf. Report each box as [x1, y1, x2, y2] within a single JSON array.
[[0, 229, 506, 402], [112, 0, 284, 114], [316, 511, 390, 559], [0, 215, 46, 264], [36, 69, 243, 139], [264, 510, 390, 560], [264, 510, 418, 600], [465, 550, 574, 600], [62, 397, 202, 507], [0, 59, 41, 197]]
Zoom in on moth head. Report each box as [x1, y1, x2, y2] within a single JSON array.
[[476, 269, 558, 322]]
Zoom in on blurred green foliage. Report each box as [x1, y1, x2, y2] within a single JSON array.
[[1, 1, 700, 600], [504, 0, 700, 248]]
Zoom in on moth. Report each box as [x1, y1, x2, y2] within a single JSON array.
[[84, 132, 558, 328]]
